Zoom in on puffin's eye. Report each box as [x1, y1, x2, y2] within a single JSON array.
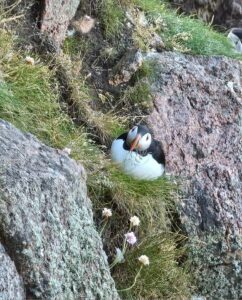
[[146, 136, 149, 141], [131, 127, 135, 132]]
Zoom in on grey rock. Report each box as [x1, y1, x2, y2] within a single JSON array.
[[0, 243, 25, 300], [146, 52, 242, 299], [149, 32, 165, 52], [0, 119, 119, 300], [109, 48, 143, 86], [40, 0, 80, 47]]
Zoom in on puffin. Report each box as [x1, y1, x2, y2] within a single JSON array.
[[227, 28, 242, 52], [111, 125, 165, 180]]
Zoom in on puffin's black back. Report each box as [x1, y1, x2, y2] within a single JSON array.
[[148, 139, 166, 165], [116, 132, 129, 150], [232, 28, 242, 40]]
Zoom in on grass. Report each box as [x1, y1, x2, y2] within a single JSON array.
[[0, 29, 102, 171], [134, 0, 242, 59], [98, 0, 242, 59], [99, 0, 125, 38]]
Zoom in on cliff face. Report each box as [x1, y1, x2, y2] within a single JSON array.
[[171, 0, 242, 28], [0, 119, 119, 300], [146, 52, 242, 299], [1, 0, 242, 299]]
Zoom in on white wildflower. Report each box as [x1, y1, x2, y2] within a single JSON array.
[[62, 147, 71, 155], [25, 56, 35, 65], [102, 208, 112, 218], [138, 255, 150, 266], [130, 216, 140, 227]]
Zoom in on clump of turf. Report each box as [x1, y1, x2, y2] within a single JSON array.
[[0, 29, 102, 170], [99, 0, 125, 38], [134, 0, 242, 59]]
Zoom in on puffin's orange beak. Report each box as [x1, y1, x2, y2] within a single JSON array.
[[130, 134, 141, 151]]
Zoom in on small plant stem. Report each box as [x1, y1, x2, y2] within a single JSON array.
[[99, 219, 108, 236], [109, 259, 118, 269], [121, 223, 132, 255], [117, 266, 143, 292], [110, 223, 134, 269]]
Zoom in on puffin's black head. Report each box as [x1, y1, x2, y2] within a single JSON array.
[[126, 125, 152, 151]]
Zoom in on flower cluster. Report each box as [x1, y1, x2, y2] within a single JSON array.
[[125, 232, 137, 245], [102, 207, 112, 218], [138, 255, 150, 266], [99, 208, 149, 291], [130, 215, 140, 227], [25, 56, 35, 65]]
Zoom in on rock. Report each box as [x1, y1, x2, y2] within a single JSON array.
[[146, 52, 242, 299], [171, 0, 242, 28], [40, 0, 80, 48], [109, 48, 143, 86], [71, 15, 95, 34], [0, 119, 119, 299], [149, 32, 165, 52], [0, 243, 25, 300]]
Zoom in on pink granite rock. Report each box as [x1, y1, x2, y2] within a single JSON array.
[[146, 52, 242, 298], [40, 0, 80, 47]]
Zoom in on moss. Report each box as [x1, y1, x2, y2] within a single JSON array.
[[125, 81, 151, 105], [122, 60, 159, 111]]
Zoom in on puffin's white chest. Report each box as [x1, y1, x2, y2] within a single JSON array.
[[111, 139, 164, 180]]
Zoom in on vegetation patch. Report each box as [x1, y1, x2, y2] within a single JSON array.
[[114, 232, 191, 299], [99, 0, 125, 39]]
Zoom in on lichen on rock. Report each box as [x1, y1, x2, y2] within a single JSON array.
[[0, 119, 119, 299], [0, 243, 25, 300]]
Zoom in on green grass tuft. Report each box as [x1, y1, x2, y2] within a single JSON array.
[[99, 0, 125, 38], [161, 12, 241, 57], [0, 29, 102, 170], [134, 0, 242, 59]]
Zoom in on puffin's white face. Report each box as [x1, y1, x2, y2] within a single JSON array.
[[127, 126, 138, 145], [138, 133, 152, 151], [127, 126, 152, 151]]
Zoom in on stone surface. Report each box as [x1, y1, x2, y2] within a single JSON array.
[[0, 243, 25, 300], [109, 48, 143, 86], [146, 52, 242, 299], [40, 0, 80, 47], [0, 119, 119, 300], [171, 0, 242, 28]]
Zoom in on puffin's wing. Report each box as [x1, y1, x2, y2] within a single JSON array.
[[115, 132, 129, 150], [111, 132, 129, 164], [148, 139, 166, 165]]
